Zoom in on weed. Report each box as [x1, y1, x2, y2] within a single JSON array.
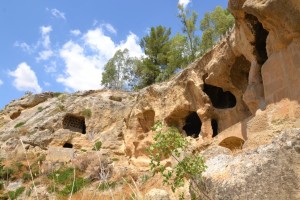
[[53, 92, 63, 97], [57, 104, 65, 111], [37, 107, 43, 112], [15, 162, 24, 171], [22, 173, 31, 182], [14, 121, 26, 128], [7, 187, 25, 200], [92, 141, 102, 151], [81, 108, 92, 118], [112, 158, 119, 162], [98, 181, 117, 191]]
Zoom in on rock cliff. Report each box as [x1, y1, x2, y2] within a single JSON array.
[[0, 0, 299, 199]]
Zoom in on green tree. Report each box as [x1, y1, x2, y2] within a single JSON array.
[[178, 4, 201, 63], [200, 6, 234, 53], [101, 48, 136, 90], [135, 26, 172, 88], [167, 33, 188, 74]]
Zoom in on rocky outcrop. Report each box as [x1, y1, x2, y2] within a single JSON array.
[[192, 129, 300, 200], [0, 0, 299, 199]]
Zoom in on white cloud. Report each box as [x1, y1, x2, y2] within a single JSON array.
[[83, 28, 116, 59], [178, 0, 191, 8], [40, 26, 52, 49], [57, 26, 144, 91], [0, 79, 3, 86], [103, 23, 117, 35], [44, 61, 57, 73], [70, 29, 81, 36], [37, 50, 53, 61], [50, 8, 66, 20], [117, 32, 144, 58], [57, 41, 104, 91], [44, 81, 51, 86], [14, 42, 33, 53], [9, 62, 42, 93]]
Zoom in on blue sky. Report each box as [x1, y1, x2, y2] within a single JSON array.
[[0, 0, 228, 109]]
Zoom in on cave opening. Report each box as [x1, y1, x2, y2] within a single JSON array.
[[245, 13, 269, 65], [63, 114, 86, 134], [211, 119, 218, 137], [63, 142, 73, 148], [203, 84, 237, 109], [183, 112, 202, 138]]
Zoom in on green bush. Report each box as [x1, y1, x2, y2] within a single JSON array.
[[81, 108, 92, 118], [92, 141, 102, 151], [7, 187, 25, 200], [148, 121, 207, 192], [14, 121, 26, 128], [48, 167, 74, 185]]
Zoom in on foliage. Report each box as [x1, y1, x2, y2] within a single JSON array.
[[148, 121, 207, 192], [135, 26, 171, 88], [14, 121, 26, 128], [92, 141, 102, 151], [7, 187, 25, 200], [102, 48, 137, 90], [200, 6, 234, 53], [81, 108, 92, 118], [56, 104, 65, 111], [178, 4, 201, 62], [48, 167, 74, 185]]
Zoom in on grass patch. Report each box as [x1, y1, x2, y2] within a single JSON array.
[[59, 177, 90, 196], [37, 107, 44, 112], [81, 108, 92, 118], [98, 181, 117, 191], [48, 167, 74, 185], [14, 121, 26, 128], [7, 187, 25, 200]]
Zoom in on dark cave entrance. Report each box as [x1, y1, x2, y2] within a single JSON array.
[[183, 112, 202, 138], [211, 119, 218, 137], [203, 84, 237, 109], [63, 142, 73, 148], [63, 114, 86, 134], [245, 14, 269, 65]]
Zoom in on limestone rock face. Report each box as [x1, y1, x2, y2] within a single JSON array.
[[0, 0, 299, 199], [145, 189, 170, 200], [193, 129, 300, 200]]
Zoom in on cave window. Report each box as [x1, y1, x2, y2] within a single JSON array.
[[203, 84, 236, 109], [245, 14, 269, 65], [63, 114, 86, 134], [219, 136, 245, 151], [183, 112, 202, 138], [211, 119, 218, 137], [63, 142, 73, 148]]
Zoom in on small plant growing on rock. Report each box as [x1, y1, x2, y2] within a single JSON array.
[[148, 121, 208, 197], [92, 141, 102, 151], [7, 186, 25, 200], [81, 108, 92, 118], [14, 121, 26, 128]]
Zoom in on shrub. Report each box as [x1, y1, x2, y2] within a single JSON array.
[[148, 121, 207, 192], [81, 108, 92, 118], [7, 187, 25, 200], [48, 167, 74, 185], [14, 121, 26, 128], [57, 104, 65, 111], [92, 141, 102, 151]]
